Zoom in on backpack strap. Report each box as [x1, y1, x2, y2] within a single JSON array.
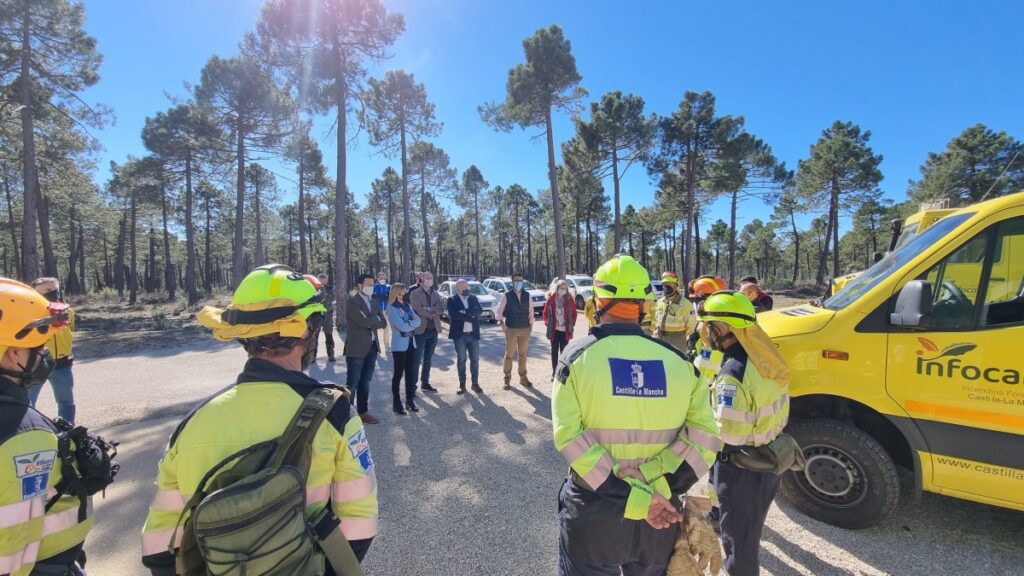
[[268, 386, 340, 474]]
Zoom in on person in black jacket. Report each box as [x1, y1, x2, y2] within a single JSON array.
[[447, 279, 483, 394]]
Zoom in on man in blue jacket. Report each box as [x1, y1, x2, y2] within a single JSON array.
[[372, 271, 391, 355], [447, 279, 483, 394]]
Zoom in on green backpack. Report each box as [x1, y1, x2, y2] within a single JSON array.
[[171, 387, 365, 576]]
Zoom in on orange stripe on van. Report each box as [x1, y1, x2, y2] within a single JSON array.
[[904, 400, 1024, 430]]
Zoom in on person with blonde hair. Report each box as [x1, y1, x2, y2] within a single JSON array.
[[386, 283, 421, 414], [542, 279, 577, 376]]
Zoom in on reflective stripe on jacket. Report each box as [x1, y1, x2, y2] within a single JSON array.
[[552, 323, 721, 521], [0, 380, 91, 576], [140, 359, 378, 573], [712, 343, 789, 448], [653, 294, 695, 334]]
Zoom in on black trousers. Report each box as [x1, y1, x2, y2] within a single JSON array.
[[391, 348, 417, 406], [550, 330, 569, 374], [557, 478, 676, 576], [316, 311, 335, 358], [714, 459, 780, 576]]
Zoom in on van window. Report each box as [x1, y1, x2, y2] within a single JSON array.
[[981, 217, 1024, 327], [826, 213, 974, 311], [923, 234, 987, 331]]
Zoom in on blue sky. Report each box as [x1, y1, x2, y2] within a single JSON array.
[[81, 0, 1024, 232]]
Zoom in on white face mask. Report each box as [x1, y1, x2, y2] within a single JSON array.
[[361, 285, 374, 297], [422, 279, 433, 288], [557, 289, 567, 297], [377, 278, 386, 285]]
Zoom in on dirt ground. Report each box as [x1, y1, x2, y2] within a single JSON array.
[[71, 294, 230, 359]]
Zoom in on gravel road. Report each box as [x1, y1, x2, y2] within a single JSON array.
[[32, 317, 1022, 575]]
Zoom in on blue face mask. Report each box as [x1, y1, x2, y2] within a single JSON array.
[[513, 281, 524, 290]]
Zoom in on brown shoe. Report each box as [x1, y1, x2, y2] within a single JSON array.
[[457, 385, 466, 395], [503, 377, 512, 390], [521, 379, 533, 389], [359, 413, 380, 425], [471, 384, 483, 394]]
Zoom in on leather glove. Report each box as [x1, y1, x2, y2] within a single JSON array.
[[684, 497, 723, 575], [666, 497, 723, 576]]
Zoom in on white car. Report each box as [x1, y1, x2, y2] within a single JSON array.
[[482, 277, 546, 315], [550, 275, 595, 310], [650, 279, 664, 298], [437, 281, 499, 323]]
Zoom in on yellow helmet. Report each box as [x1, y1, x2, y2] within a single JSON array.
[[0, 277, 68, 354], [199, 264, 326, 341], [593, 255, 654, 300], [697, 290, 757, 329]]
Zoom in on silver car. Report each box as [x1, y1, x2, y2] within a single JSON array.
[[437, 281, 499, 323]]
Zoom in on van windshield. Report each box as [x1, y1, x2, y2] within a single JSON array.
[[825, 213, 974, 311], [892, 222, 919, 250]]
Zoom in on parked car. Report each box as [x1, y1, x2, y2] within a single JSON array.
[[482, 277, 546, 315], [437, 280, 499, 323], [550, 275, 595, 310]]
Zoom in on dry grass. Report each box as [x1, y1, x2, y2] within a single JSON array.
[[71, 293, 231, 359]]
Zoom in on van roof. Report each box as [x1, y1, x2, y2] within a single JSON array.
[[948, 190, 1024, 222]]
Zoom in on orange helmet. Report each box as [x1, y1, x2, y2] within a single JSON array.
[[689, 275, 728, 299]]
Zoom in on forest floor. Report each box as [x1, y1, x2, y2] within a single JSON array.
[[73, 293, 230, 359]]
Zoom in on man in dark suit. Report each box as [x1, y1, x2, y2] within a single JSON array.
[[447, 279, 483, 394], [345, 273, 388, 423]]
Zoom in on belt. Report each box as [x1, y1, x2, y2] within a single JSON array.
[[55, 357, 73, 369]]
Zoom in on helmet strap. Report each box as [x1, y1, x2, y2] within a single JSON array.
[[0, 347, 39, 385]]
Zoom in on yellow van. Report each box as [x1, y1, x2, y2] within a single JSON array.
[[761, 191, 1024, 528], [830, 205, 957, 295]]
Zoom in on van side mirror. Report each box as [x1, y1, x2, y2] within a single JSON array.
[[890, 280, 933, 328]]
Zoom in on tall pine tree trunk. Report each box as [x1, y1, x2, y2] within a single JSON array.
[[791, 211, 800, 283], [231, 124, 246, 288], [419, 175, 434, 272], [129, 194, 138, 304], [184, 151, 198, 304], [37, 190, 56, 277], [204, 190, 213, 293], [612, 147, 622, 253], [297, 152, 308, 272], [3, 164, 21, 279], [333, 66, 349, 327], [160, 176, 176, 300], [19, 4, 39, 280], [545, 109, 567, 277], [253, 173, 264, 267]]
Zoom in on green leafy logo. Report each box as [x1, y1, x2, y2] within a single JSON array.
[[917, 337, 977, 361]]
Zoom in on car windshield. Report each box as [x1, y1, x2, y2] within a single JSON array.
[[825, 213, 974, 310], [573, 278, 593, 287], [892, 222, 920, 251], [466, 283, 489, 296], [520, 281, 537, 290]]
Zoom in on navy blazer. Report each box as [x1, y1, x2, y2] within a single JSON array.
[[447, 293, 482, 340]]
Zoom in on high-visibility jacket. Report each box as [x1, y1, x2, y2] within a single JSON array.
[[45, 307, 75, 361], [713, 343, 789, 448], [652, 293, 696, 335], [141, 359, 378, 575], [0, 379, 91, 576], [552, 323, 721, 521]]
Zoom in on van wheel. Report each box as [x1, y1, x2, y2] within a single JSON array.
[[575, 295, 584, 310], [779, 419, 899, 529]]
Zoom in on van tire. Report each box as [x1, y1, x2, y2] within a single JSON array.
[[779, 419, 899, 529]]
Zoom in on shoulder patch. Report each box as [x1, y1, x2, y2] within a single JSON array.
[[347, 428, 373, 473], [14, 449, 56, 500]]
